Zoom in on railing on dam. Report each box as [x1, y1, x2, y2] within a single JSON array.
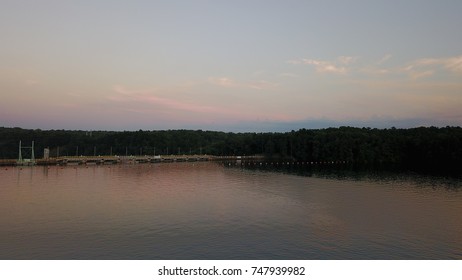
[[0, 155, 236, 166], [1, 155, 349, 167]]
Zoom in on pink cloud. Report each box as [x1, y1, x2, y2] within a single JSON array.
[[109, 85, 292, 125], [108, 85, 297, 126], [111, 85, 225, 114]]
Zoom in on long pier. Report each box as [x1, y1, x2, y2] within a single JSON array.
[[1, 154, 348, 167], [0, 155, 265, 166]]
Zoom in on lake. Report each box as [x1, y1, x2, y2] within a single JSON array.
[[1, 162, 461, 259]]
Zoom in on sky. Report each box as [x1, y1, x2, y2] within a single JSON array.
[[1, 0, 461, 132]]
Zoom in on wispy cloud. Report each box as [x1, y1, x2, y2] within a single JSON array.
[[337, 56, 357, 65], [109, 85, 287, 123], [445, 56, 462, 72], [288, 56, 357, 74], [408, 70, 434, 80], [402, 55, 462, 79], [111, 85, 225, 114], [208, 77, 278, 90], [208, 77, 235, 88], [408, 56, 462, 72], [279, 72, 299, 78], [107, 85, 294, 126], [301, 54, 462, 80], [377, 54, 392, 65], [305, 59, 347, 74]]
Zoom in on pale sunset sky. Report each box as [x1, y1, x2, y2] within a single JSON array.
[[1, 0, 461, 132]]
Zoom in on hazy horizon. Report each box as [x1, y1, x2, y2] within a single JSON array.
[[2, 1, 461, 132], [4, 120, 461, 134]]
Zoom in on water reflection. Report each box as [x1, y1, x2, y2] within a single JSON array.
[[222, 161, 462, 190], [1, 162, 462, 259], [220, 162, 462, 259]]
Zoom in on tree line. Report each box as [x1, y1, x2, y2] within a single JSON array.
[[1, 126, 461, 171]]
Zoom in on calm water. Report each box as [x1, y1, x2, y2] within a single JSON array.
[[0, 162, 461, 259]]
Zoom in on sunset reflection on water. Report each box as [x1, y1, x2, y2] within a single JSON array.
[[1, 162, 461, 259]]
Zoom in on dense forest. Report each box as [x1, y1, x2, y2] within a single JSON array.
[[1, 126, 461, 172]]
